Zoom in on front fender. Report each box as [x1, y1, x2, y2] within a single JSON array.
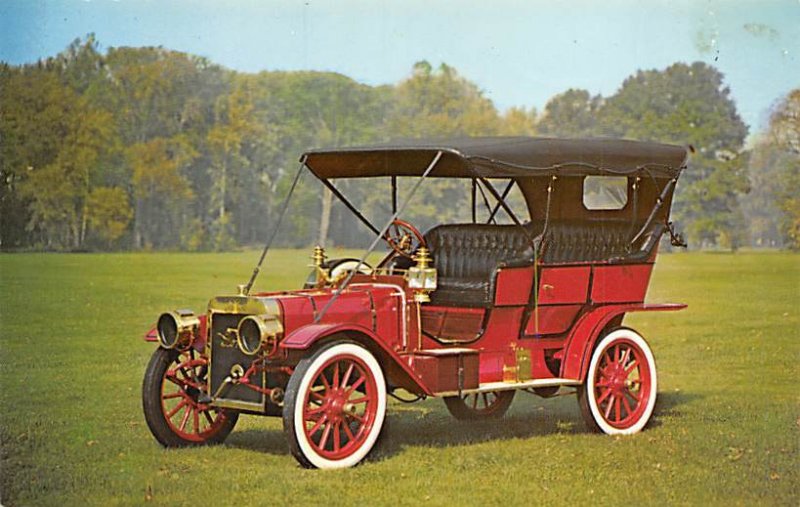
[[143, 327, 158, 342], [281, 323, 433, 396], [560, 303, 686, 381], [280, 322, 364, 350]]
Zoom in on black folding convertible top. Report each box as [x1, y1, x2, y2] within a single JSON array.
[[302, 137, 689, 180]]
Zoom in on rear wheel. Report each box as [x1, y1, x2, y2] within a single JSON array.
[[578, 328, 657, 434], [444, 391, 515, 420], [283, 341, 387, 469], [142, 348, 238, 447]]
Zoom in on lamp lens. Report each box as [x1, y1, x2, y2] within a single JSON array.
[[239, 318, 262, 354], [157, 313, 179, 348]]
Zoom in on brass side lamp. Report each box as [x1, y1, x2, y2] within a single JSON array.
[[407, 246, 437, 303]]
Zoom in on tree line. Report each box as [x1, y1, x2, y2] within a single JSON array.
[[1, 36, 797, 251]]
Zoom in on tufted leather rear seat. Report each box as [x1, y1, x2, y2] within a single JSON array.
[[425, 224, 540, 307], [540, 220, 664, 264], [542, 220, 630, 263]]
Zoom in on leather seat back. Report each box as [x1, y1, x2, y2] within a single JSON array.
[[425, 224, 538, 280], [541, 220, 659, 263]]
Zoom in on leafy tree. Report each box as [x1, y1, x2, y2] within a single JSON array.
[[104, 47, 219, 142], [743, 143, 786, 248], [599, 62, 749, 249], [86, 186, 133, 248], [600, 63, 747, 150], [762, 89, 800, 249], [251, 70, 390, 247], [537, 89, 602, 137], [0, 65, 46, 249], [681, 153, 750, 250], [17, 163, 79, 249], [104, 46, 228, 248], [53, 35, 107, 96], [767, 89, 800, 154], [389, 61, 501, 138], [126, 137, 196, 249], [2, 62, 115, 249], [499, 106, 538, 136], [206, 77, 269, 249]]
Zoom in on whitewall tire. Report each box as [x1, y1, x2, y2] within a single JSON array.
[[578, 328, 657, 435], [283, 341, 387, 469]]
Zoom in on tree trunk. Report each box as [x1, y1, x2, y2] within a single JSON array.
[[80, 203, 88, 247], [72, 220, 81, 249], [219, 158, 227, 221], [134, 197, 142, 249]]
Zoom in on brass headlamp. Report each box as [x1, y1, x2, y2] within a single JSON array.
[[236, 313, 284, 356], [157, 309, 200, 350]]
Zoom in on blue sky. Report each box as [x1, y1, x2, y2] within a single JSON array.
[[1, 0, 798, 137]]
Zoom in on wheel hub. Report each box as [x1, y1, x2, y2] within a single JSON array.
[[325, 388, 349, 421], [607, 365, 627, 394]]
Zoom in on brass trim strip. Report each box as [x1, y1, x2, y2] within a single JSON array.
[[435, 378, 580, 397]]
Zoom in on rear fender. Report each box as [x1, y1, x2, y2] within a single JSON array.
[[560, 303, 686, 381], [281, 323, 432, 396]]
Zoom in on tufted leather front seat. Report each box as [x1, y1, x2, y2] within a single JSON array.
[[425, 224, 540, 307]]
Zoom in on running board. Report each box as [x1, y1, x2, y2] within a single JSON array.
[[434, 378, 581, 397]]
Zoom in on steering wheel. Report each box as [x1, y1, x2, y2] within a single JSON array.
[[384, 219, 426, 258]]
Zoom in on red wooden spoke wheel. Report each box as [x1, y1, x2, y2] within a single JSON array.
[[284, 342, 387, 469], [444, 390, 515, 420], [384, 219, 426, 258], [142, 348, 238, 447], [578, 328, 657, 435]]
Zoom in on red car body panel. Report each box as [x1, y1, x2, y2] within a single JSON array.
[[275, 283, 406, 349], [591, 264, 654, 303], [493, 266, 535, 306], [523, 305, 583, 336], [538, 266, 591, 304], [421, 305, 486, 342]]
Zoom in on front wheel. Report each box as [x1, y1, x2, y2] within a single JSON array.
[[444, 391, 515, 420], [578, 328, 657, 435], [283, 341, 387, 469], [142, 348, 238, 447]]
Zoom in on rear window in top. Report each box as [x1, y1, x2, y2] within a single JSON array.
[[582, 176, 628, 210]]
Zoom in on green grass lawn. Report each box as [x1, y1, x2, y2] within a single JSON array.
[[1, 250, 798, 506]]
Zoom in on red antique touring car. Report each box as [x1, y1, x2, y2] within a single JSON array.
[[142, 137, 688, 469]]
